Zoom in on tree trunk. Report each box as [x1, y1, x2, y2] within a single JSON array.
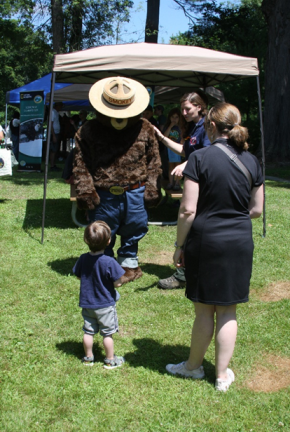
[[69, 1, 83, 52], [262, 0, 290, 161], [145, 0, 160, 43], [51, 0, 64, 54]]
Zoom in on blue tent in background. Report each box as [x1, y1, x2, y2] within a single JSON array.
[[5, 73, 91, 127], [5, 73, 71, 106]]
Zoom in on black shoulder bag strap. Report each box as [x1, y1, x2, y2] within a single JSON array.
[[214, 143, 252, 189]]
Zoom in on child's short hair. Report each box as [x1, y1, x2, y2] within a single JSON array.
[[84, 221, 111, 252]]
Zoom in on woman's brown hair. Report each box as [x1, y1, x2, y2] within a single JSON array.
[[205, 102, 249, 150], [180, 91, 208, 117]]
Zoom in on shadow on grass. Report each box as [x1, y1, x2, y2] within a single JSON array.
[[23, 198, 87, 229], [56, 340, 103, 361], [56, 337, 215, 381], [3, 164, 67, 186], [265, 180, 290, 189], [48, 257, 79, 275], [22, 194, 179, 236], [124, 337, 215, 383], [147, 201, 179, 223], [135, 263, 176, 291], [1, 170, 45, 187], [48, 258, 172, 281]]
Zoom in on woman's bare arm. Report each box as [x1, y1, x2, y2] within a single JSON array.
[[154, 126, 185, 156], [249, 184, 264, 218]]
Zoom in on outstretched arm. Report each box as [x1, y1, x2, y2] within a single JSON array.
[[154, 126, 185, 156]]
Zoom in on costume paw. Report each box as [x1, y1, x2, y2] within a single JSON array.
[[120, 266, 143, 284], [144, 188, 162, 208], [76, 192, 100, 210]]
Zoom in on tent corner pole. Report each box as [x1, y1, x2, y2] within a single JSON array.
[[41, 72, 56, 244], [256, 75, 266, 238]]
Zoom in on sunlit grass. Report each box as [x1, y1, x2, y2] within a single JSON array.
[[0, 165, 290, 431]]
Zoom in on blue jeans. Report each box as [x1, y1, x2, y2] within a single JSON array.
[[88, 186, 148, 268]]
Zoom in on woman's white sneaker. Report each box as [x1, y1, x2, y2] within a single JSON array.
[[166, 361, 205, 379], [215, 368, 235, 392]]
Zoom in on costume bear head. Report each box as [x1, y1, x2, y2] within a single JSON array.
[[73, 76, 162, 210]]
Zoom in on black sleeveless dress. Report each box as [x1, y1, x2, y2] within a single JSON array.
[[183, 139, 263, 305]]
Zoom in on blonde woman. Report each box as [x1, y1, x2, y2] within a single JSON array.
[[166, 103, 264, 391]]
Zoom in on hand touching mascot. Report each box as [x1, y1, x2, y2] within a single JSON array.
[[73, 77, 162, 283]]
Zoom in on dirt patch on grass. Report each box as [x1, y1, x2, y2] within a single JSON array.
[[245, 354, 290, 392], [143, 249, 173, 266], [259, 281, 290, 302]]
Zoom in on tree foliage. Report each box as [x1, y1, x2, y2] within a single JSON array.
[[0, 17, 53, 119], [0, 0, 133, 122], [1, 0, 133, 52], [43, 0, 134, 52], [171, 0, 267, 152]]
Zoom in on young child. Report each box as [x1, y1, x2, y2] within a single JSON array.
[[73, 220, 125, 368], [163, 107, 183, 191]]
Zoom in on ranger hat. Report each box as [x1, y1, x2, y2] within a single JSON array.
[[89, 76, 150, 119]]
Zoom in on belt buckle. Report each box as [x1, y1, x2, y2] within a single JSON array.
[[109, 185, 125, 195]]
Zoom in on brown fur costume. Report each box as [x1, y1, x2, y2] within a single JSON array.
[[73, 114, 162, 209], [73, 113, 162, 283]]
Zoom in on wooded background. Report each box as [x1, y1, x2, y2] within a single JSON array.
[[0, 0, 289, 161]]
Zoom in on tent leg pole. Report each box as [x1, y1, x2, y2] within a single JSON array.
[[41, 72, 56, 244], [256, 76, 266, 238]]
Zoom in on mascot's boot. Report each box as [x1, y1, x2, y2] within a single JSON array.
[[121, 266, 143, 284]]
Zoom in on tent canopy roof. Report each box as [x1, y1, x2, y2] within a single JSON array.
[[6, 74, 71, 106], [53, 42, 259, 88]]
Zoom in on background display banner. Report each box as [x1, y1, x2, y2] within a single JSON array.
[[19, 91, 44, 171]]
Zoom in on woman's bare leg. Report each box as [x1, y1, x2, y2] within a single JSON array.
[[186, 303, 215, 370], [215, 304, 237, 380]]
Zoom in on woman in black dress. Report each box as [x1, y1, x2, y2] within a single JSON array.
[[165, 103, 264, 391]]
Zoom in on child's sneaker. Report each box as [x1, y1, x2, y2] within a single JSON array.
[[103, 355, 125, 369], [81, 356, 94, 366], [215, 368, 235, 392]]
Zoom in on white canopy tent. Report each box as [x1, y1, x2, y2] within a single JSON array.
[[45, 83, 225, 106], [52, 42, 259, 85], [42, 42, 265, 241]]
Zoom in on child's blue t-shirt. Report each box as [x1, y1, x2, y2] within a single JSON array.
[[167, 125, 182, 163], [73, 253, 125, 309]]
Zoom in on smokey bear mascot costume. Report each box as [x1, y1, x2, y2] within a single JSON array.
[[73, 76, 162, 283]]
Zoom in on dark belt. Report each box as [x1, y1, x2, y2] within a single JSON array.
[[98, 181, 145, 195]]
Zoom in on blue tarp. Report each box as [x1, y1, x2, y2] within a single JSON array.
[[6, 73, 71, 105], [6, 73, 92, 111]]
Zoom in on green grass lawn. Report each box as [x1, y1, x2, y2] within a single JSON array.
[[1, 165, 290, 432]]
